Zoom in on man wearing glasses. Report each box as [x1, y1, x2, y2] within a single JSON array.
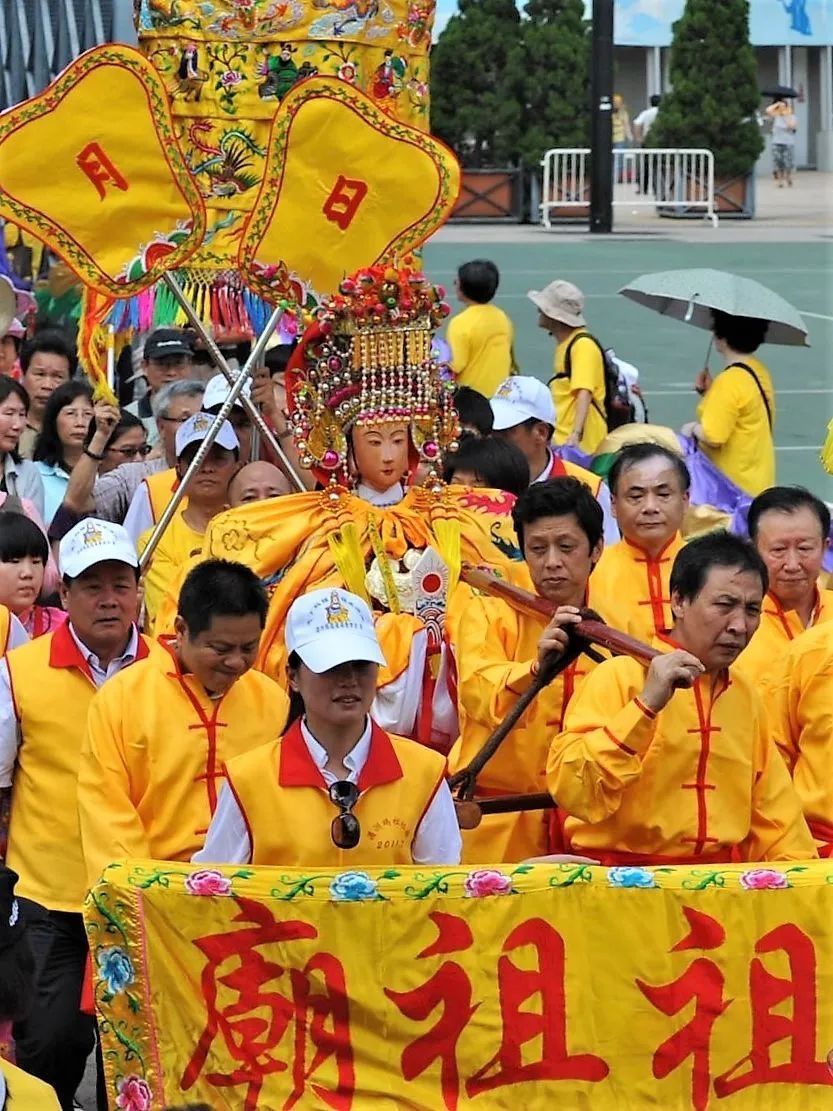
[[195, 588, 462, 866], [125, 328, 194, 447]]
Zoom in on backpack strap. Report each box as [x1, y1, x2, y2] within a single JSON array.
[[731, 362, 773, 431], [549, 333, 608, 423]]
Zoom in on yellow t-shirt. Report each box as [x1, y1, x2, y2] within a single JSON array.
[[137, 514, 204, 632], [447, 302, 514, 397], [549, 329, 607, 452], [697, 357, 775, 496]]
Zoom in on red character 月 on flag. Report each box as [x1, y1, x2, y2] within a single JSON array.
[[76, 142, 129, 201], [181, 897, 354, 1111], [322, 175, 369, 231]]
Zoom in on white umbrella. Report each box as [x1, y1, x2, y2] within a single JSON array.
[[619, 268, 810, 347]]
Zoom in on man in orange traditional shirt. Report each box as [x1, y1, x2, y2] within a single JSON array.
[[735, 485, 832, 688], [450, 477, 603, 862], [547, 531, 815, 865], [589, 443, 689, 643]]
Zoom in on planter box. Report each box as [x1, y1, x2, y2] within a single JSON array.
[[450, 168, 525, 222], [657, 171, 755, 220]]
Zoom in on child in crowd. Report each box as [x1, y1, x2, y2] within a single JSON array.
[[0, 511, 65, 639], [447, 260, 515, 398]]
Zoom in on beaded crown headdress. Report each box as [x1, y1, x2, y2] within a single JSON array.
[[285, 266, 459, 488]]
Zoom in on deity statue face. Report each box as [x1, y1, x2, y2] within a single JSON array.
[[351, 421, 410, 493]]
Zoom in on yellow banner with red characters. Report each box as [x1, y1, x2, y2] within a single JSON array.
[[85, 860, 833, 1110]]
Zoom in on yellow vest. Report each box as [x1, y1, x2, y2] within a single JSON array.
[[1, 1060, 61, 1109], [0, 606, 9, 656], [5, 624, 150, 913], [144, 467, 183, 523], [78, 638, 288, 887], [224, 720, 447, 866], [589, 533, 685, 644]]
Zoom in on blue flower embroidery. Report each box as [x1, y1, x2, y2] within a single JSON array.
[[607, 866, 657, 889], [97, 946, 135, 995], [329, 871, 379, 902]]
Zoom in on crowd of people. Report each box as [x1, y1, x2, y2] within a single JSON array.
[[0, 259, 830, 1108]]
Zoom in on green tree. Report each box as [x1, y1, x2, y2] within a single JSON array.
[[511, 0, 590, 167], [649, 0, 763, 179], [430, 0, 523, 167]]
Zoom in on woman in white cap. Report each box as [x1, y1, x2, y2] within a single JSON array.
[[195, 587, 462, 867]]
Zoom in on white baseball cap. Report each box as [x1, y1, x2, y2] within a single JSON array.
[[490, 376, 556, 430], [175, 411, 240, 459], [59, 519, 139, 579], [202, 373, 252, 411], [286, 588, 387, 674]]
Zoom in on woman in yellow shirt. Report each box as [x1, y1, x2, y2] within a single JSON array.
[[682, 311, 775, 496]]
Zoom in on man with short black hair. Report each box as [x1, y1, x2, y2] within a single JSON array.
[[737, 485, 832, 685], [490, 375, 618, 543], [590, 442, 690, 641], [450, 477, 605, 862], [0, 519, 149, 1109], [548, 530, 815, 865], [78, 559, 288, 889], [18, 330, 74, 459], [447, 258, 514, 397]]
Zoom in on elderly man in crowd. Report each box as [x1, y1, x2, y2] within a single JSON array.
[[589, 443, 690, 643], [0, 520, 150, 1109], [735, 485, 832, 687]]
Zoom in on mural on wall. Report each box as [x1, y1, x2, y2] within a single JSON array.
[[603, 0, 829, 45]]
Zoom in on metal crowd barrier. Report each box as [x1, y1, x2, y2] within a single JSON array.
[[540, 147, 719, 228]]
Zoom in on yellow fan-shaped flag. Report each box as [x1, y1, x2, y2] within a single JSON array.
[[238, 77, 460, 300], [0, 45, 206, 297]]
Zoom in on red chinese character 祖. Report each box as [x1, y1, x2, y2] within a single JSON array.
[[715, 923, 833, 1095], [181, 897, 354, 1111], [467, 917, 609, 1096], [76, 142, 129, 200], [322, 175, 368, 230]]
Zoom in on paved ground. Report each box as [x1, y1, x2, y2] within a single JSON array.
[[426, 169, 833, 501]]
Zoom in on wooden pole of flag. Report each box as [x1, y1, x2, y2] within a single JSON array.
[[138, 301, 288, 572]]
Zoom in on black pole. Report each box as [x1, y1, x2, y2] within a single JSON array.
[[590, 0, 614, 233]]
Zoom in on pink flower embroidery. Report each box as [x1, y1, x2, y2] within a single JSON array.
[[116, 1076, 152, 1111], [338, 63, 357, 84], [739, 868, 790, 891], [463, 868, 513, 898], [185, 869, 232, 897], [220, 70, 243, 88]]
